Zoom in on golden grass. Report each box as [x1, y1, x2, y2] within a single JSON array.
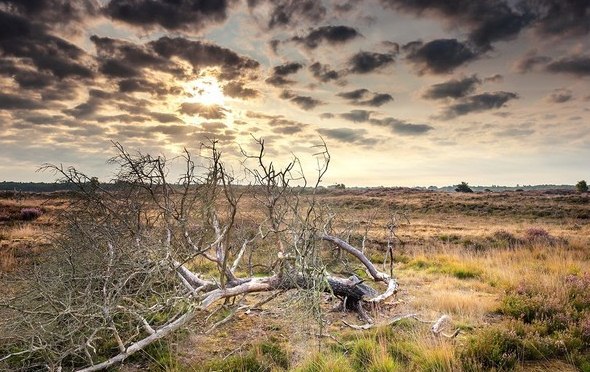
[[0, 246, 16, 272], [2, 190, 589, 370], [7, 224, 44, 241]]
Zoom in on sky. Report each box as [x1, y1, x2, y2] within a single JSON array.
[[0, 0, 589, 187]]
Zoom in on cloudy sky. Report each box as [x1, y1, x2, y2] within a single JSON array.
[[1, 0, 589, 186]]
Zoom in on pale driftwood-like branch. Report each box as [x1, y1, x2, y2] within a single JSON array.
[[201, 276, 277, 308], [342, 313, 418, 330], [174, 261, 216, 291], [231, 236, 256, 273], [320, 234, 398, 303], [430, 314, 460, 338], [367, 278, 398, 303], [320, 234, 389, 282], [342, 313, 460, 337], [76, 308, 198, 372], [431, 314, 450, 334]]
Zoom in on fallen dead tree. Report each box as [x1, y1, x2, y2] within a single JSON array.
[[0, 139, 399, 371]]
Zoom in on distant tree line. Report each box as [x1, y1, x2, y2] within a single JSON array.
[[0, 181, 80, 192]]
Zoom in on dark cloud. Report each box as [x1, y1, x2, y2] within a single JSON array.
[[546, 55, 590, 77], [320, 113, 334, 119], [118, 78, 169, 95], [63, 98, 102, 119], [269, 39, 281, 54], [513, 50, 552, 73], [0, 62, 55, 89], [546, 88, 573, 103], [337, 89, 393, 106], [368, 117, 430, 134], [0, 0, 97, 28], [265, 75, 295, 87], [370, 117, 433, 135], [149, 36, 259, 80], [150, 112, 183, 123], [340, 109, 372, 122], [380, 0, 531, 50], [381, 0, 590, 52], [16, 113, 68, 126], [290, 96, 323, 111], [273, 62, 304, 76], [245, 111, 282, 120], [333, 0, 361, 14], [279, 90, 323, 110], [348, 51, 396, 74], [440, 91, 519, 119], [308, 62, 342, 83], [264, 62, 303, 87], [259, 0, 327, 29], [199, 121, 227, 132], [495, 128, 535, 137], [95, 114, 150, 124], [391, 122, 433, 135], [337, 89, 368, 100], [291, 25, 361, 49], [98, 58, 140, 77], [223, 81, 259, 99], [404, 39, 478, 74], [104, 0, 232, 31], [0, 10, 94, 79], [523, 0, 590, 38], [381, 41, 400, 54], [362, 94, 393, 107], [91, 35, 175, 79], [179, 102, 227, 119], [268, 117, 309, 134], [484, 74, 503, 83], [0, 93, 44, 110], [317, 127, 378, 146], [422, 75, 481, 100]]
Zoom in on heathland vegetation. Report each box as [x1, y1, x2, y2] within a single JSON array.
[[0, 144, 589, 371]]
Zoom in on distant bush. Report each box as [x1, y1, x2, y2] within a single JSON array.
[[576, 180, 588, 193], [19, 208, 43, 221], [491, 230, 522, 249], [523, 227, 559, 245], [455, 182, 473, 193]]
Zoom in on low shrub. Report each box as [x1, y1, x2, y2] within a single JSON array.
[[19, 208, 43, 221], [490, 230, 522, 249], [523, 227, 557, 245], [462, 273, 590, 370], [460, 324, 522, 371]]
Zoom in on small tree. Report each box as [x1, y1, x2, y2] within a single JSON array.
[[576, 180, 588, 193], [455, 181, 473, 193]]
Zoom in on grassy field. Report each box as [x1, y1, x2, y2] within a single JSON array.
[[1, 189, 589, 371]]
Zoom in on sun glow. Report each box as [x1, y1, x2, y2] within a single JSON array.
[[185, 77, 225, 106]]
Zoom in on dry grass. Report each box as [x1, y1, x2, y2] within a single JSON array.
[[1, 189, 589, 370]]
